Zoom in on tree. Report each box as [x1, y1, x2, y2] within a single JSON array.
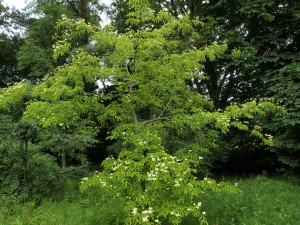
[[17, 0, 105, 80], [0, 1, 26, 87], [23, 0, 280, 223], [0, 82, 64, 199]]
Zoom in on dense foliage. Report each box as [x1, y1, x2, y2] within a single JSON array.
[[0, 0, 299, 224]]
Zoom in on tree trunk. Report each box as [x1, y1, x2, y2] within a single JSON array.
[[61, 152, 67, 168], [22, 140, 29, 184]]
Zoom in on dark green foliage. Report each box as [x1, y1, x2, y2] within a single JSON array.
[[263, 63, 300, 169], [0, 115, 64, 200], [17, 44, 53, 79], [0, 34, 24, 87]]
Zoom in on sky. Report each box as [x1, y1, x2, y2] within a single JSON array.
[[3, 0, 27, 9], [3, 0, 112, 10], [3, 0, 112, 26]]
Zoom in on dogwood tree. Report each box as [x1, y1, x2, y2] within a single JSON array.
[[23, 0, 280, 223]]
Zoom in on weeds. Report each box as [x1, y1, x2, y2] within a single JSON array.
[[1, 175, 300, 225]]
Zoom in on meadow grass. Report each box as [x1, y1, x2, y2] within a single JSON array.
[[1, 175, 299, 225], [202, 175, 300, 225]]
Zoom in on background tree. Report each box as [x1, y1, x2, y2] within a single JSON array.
[[0, 1, 26, 87], [17, 0, 105, 80]]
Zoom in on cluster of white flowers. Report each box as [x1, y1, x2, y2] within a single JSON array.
[[132, 207, 138, 215], [80, 177, 88, 183], [193, 202, 202, 209], [265, 133, 274, 140], [254, 125, 262, 131], [112, 161, 122, 171], [170, 211, 181, 217], [124, 160, 131, 165], [132, 207, 153, 223], [216, 115, 230, 126], [142, 207, 153, 214], [142, 216, 149, 222], [154, 162, 168, 173], [138, 141, 148, 145], [99, 181, 107, 187], [147, 156, 175, 181], [174, 177, 183, 187], [147, 170, 158, 181]]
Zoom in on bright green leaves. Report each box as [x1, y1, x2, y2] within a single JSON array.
[[53, 18, 95, 59], [68, 5, 236, 223], [81, 148, 226, 225], [35, 52, 100, 102], [24, 100, 84, 128], [126, 0, 155, 26], [18, 0, 285, 223], [0, 81, 32, 116], [214, 101, 282, 145], [24, 50, 103, 128]]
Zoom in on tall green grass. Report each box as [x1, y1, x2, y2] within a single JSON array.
[[202, 175, 300, 225], [0, 180, 126, 225], [1, 175, 300, 225]]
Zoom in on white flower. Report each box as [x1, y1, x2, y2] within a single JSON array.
[[142, 207, 153, 214], [142, 216, 149, 222], [132, 207, 138, 215], [147, 171, 158, 181], [174, 180, 180, 187], [154, 219, 160, 223], [202, 211, 206, 215], [196, 202, 202, 209]]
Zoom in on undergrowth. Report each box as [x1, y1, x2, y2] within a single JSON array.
[[1, 175, 299, 225]]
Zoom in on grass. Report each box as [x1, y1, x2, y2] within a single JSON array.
[[1, 175, 300, 225], [202, 175, 300, 225]]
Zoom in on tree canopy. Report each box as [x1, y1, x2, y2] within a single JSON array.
[[0, 0, 299, 223]]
